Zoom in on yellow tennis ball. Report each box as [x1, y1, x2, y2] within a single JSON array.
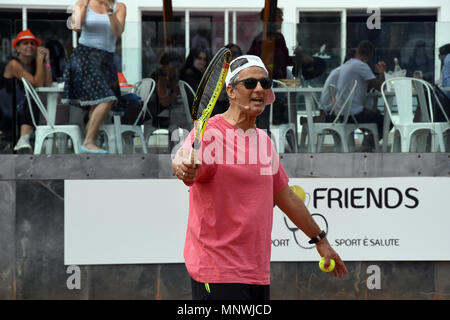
[[290, 185, 305, 202], [319, 257, 335, 273]]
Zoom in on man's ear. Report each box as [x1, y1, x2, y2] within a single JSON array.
[[226, 84, 236, 100]]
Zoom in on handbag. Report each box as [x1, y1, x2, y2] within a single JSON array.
[[433, 85, 450, 122], [117, 93, 145, 125]]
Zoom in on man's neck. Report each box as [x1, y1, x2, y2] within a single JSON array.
[[355, 54, 368, 63], [222, 106, 257, 131]]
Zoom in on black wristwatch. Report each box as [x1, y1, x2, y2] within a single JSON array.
[[308, 230, 326, 244], [107, 7, 114, 15]]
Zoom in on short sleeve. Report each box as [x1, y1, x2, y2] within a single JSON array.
[[272, 153, 289, 194], [358, 62, 376, 81], [259, 133, 289, 194]]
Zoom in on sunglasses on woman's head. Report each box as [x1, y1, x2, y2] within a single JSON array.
[[234, 77, 273, 90]]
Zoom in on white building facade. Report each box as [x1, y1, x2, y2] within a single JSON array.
[[1, 0, 449, 84]]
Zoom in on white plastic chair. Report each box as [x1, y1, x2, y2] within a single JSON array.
[[21, 77, 82, 154], [381, 77, 448, 152], [137, 79, 172, 151], [350, 117, 381, 152], [270, 80, 298, 153], [315, 80, 358, 152], [299, 87, 327, 153], [178, 80, 195, 131], [327, 82, 379, 151], [431, 87, 450, 151], [100, 78, 155, 154], [316, 83, 337, 114], [299, 85, 337, 152], [165, 80, 198, 150], [301, 80, 358, 153]]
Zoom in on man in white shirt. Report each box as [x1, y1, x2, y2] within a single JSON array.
[[319, 67, 341, 114], [336, 41, 387, 150], [319, 49, 356, 114]]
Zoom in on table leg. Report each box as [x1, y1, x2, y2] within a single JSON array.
[[113, 114, 123, 154], [382, 96, 394, 153], [44, 93, 58, 154], [304, 93, 316, 153]]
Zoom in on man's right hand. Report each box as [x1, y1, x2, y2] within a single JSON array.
[[375, 61, 387, 74], [172, 148, 202, 183], [175, 161, 201, 182]]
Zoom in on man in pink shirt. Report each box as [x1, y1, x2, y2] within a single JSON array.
[[172, 55, 347, 300]]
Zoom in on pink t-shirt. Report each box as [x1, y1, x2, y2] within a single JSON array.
[[180, 115, 289, 285]]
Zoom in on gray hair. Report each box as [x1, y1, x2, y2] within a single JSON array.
[[229, 73, 240, 88], [226, 73, 240, 103]]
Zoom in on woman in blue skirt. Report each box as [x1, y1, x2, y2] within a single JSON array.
[[63, 0, 126, 153]]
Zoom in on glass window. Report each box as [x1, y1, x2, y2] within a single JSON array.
[[142, 12, 185, 79], [24, 10, 74, 81], [0, 9, 21, 68], [297, 11, 342, 87], [189, 11, 225, 55], [26, 10, 73, 49], [347, 9, 437, 83], [235, 12, 260, 55], [141, 12, 187, 136]]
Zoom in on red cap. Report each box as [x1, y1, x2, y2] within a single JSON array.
[[12, 29, 41, 49]]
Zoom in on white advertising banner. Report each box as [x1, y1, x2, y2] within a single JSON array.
[[64, 179, 190, 265], [65, 177, 450, 265], [272, 177, 450, 261]]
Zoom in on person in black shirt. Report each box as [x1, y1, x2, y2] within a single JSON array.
[[180, 48, 210, 93], [0, 29, 52, 153]]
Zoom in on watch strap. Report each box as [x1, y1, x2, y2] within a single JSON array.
[[308, 230, 326, 244]]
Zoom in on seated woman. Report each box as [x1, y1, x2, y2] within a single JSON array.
[[150, 50, 182, 128], [0, 29, 53, 153], [180, 48, 210, 92]]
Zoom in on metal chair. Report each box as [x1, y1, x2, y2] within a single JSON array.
[[100, 78, 155, 154], [381, 77, 448, 152], [315, 80, 358, 152], [178, 80, 195, 131], [299, 85, 334, 153], [270, 80, 298, 153], [137, 79, 173, 152], [300, 80, 358, 153], [431, 86, 450, 151], [22, 77, 82, 154]]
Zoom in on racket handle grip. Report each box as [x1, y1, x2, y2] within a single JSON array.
[[189, 147, 195, 165], [190, 120, 201, 164]]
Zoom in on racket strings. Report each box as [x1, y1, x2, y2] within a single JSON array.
[[198, 63, 226, 116]]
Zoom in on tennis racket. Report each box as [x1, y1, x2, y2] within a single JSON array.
[[190, 47, 232, 163]]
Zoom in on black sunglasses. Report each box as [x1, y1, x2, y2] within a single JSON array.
[[234, 77, 273, 90]]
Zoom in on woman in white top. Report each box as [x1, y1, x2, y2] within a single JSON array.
[[62, 0, 126, 154]]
